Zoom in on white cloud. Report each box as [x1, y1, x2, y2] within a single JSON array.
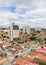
[[0, 0, 46, 28]]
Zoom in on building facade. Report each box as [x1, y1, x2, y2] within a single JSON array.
[[10, 24, 19, 41], [23, 25, 30, 34]]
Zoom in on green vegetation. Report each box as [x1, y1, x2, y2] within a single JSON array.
[[31, 49, 33, 51], [13, 42, 16, 45], [5, 32, 8, 34], [15, 55, 18, 58], [3, 36, 6, 38], [24, 40, 27, 42], [30, 34, 36, 40], [44, 38, 46, 40], [44, 42, 46, 44], [7, 36, 9, 39], [4, 53, 7, 57], [0, 52, 7, 57], [17, 40, 24, 44], [37, 31, 40, 33], [39, 60, 46, 65], [0, 53, 3, 57]]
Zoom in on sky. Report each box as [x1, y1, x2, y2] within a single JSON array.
[[0, 0, 46, 28]]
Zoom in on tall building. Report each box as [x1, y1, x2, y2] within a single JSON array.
[[35, 27, 41, 31], [23, 25, 30, 34], [10, 23, 19, 41], [23, 26, 26, 34], [0, 27, 10, 33]]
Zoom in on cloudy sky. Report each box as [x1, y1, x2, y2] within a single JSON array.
[[0, 0, 46, 28]]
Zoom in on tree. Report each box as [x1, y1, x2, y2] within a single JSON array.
[[15, 55, 18, 58], [4, 53, 7, 57], [30, 35, 36, 41], [44, 38, 46, 40], [39, 60, 46, 65], [0, 53, 3, 57], [17, 40, 24, 44], [37, 31, 40, 33]]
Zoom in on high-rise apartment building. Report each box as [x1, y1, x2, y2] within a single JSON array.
[[23, 25, 30, 34], [10, 23, 19, 41]]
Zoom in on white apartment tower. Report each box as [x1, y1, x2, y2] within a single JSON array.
[[23, 25, 30, 34], [10, 23, 19, 41]]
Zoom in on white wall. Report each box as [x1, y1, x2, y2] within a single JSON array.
[[23, 25, 30, 34], [13, 30, 19, 38]]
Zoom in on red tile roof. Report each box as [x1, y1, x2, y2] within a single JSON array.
[[43, 44, 46, 47], [29, 50, 46, 61], [14, 56, 39, 65], [26, 42, 32, 45], [15, 58, 24, 65], [37, 53, 46, 61]]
